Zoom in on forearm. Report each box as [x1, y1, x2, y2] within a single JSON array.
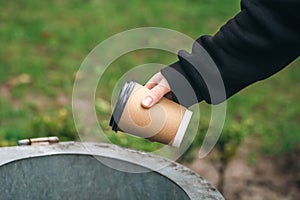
[[161, 0, 300, 107]]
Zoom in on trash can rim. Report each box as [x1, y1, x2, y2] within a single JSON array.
[[0, 142, 224, 200]]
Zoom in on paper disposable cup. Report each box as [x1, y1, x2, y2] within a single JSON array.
[[109, 81, 192, 147]]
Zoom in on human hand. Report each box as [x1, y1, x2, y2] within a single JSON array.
[[141, 72, 171, 108]]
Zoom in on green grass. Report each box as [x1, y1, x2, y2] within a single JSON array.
[[0, 0, 299, 157]]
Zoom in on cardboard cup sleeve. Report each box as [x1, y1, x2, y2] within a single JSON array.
[[109, 81, 192, 148]]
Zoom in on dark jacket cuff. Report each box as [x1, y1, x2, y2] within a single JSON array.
[[160, 61, 203, 108]]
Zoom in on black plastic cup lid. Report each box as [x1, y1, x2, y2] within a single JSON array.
[[109, 80, 136, 132]]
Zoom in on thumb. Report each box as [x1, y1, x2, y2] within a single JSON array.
[[141, 84, 170, 108]]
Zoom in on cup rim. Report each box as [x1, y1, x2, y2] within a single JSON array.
[[109, 80, 136, 132]]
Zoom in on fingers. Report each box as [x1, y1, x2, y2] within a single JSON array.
[[144, 82, 157, 90], [144, 73, 163, 89], [141, 83, 170, 108], [142, 72, 171, 108]]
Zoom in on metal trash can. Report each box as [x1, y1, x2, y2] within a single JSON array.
[[0, 142, 224, 200]]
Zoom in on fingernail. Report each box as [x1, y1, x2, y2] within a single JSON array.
[[142, 96, 153, 107]]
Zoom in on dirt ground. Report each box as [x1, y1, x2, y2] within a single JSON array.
[[184, 138, 300, 200]]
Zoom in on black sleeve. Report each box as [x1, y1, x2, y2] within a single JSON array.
[[161, 0, 300, 107]]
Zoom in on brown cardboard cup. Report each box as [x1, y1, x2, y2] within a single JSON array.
[[109, 81, 192, 147]]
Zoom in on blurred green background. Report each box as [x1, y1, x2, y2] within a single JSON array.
[[1, 0, 300, 196]]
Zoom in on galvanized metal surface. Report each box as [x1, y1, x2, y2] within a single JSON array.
[[0, 142, 224, 200]]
